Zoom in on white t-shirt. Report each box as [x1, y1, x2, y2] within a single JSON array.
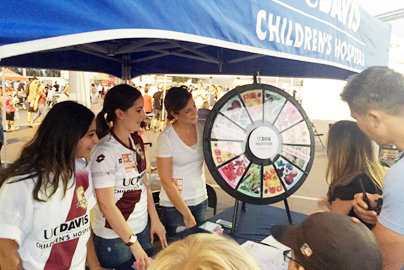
[[0, 159, 96, 270], [57, 92, 69, 103], [156, 123, 207, 207], [379, 157, 404, 235], [377, 158, 404, 270], [192, 90, 205, 108], [90, 132, 148, 239], [149, 85, 158, 97], [47, 89, 56, 100]]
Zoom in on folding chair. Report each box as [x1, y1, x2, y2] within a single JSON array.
[[311, 122, 325, 148], [206, 184, 218, 216]]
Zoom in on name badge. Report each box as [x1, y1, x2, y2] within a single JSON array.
[[173, 178, 184, 195], [122, 153, 137, 174]]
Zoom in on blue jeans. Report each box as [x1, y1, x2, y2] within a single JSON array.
[[33, 104, 46, 122], [162, 199, 208, 240], [93, 222, 153, 270]]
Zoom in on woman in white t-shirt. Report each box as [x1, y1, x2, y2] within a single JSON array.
[[157, 86, 208, 239], [91, 84, 166, 270], [192, 82, 207, 109], [0, 101, 104, 270]]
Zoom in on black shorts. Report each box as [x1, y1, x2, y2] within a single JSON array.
[[6, 112, 14, 121], [28, 106, 36, 112]]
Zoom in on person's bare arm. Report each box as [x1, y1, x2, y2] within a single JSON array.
[[373, 222, 404, 269], [157, 157, 196, 228], [0, 238, 22, 270], [33, 93, 40, 111], [143, 174, 168, 249], [328, 198, 353, 215]]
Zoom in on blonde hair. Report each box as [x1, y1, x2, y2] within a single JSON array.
[[326, 120, 386, 197], [202, 101, 210, 109], [148, 234, 260, 270]]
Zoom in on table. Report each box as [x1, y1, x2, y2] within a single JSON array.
[[208, 203, 307, 244]]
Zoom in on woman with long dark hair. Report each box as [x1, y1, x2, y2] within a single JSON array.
[[156, 86, 208, 239], [326, 120, 386, 227], [0, 101, 103, 269], [91, 84, 166, 270]]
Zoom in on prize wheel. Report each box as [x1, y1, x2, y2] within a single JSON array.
[[203, 84, 315, 205]]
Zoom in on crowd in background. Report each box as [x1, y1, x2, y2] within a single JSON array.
[[90, 83, 113, 104], [138, 81, 231, 131], [0, 78, 70, 131]]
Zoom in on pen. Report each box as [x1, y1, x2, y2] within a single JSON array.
[[247, 243, 254, 253], [359, 178, 372, 210], [259, 241, 290, 252]]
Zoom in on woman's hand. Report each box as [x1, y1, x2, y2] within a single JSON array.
[[150, 219, 168, 249], [352, 192, 382, 225], [130, 242, 151, 270], [183, 212, 197, 229]]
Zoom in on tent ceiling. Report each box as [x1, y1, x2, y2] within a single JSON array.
[[0, 0, 391, 80], [1, 37, 358, 80]]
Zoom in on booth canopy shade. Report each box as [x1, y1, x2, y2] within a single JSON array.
[[0, 68, 28, 81], [0, 0, 391, 80]]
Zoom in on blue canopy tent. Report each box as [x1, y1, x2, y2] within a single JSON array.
[[0, 0, 391, 80]]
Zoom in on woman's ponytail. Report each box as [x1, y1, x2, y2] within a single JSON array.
[[96, 109, 110, 139]]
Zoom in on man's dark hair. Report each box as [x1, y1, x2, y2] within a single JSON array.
[[341, 66, 404, 115]]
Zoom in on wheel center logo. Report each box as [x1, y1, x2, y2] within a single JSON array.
[[248, 126, 280, 159]]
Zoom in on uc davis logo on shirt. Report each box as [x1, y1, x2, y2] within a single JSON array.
[[76, 186, 88, 209]]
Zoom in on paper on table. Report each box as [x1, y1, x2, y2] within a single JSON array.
[[261, 235, 291, 251], [241, 240, 289, 270]]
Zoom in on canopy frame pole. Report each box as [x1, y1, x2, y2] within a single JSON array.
[[209, 76, 212, 106], [167, 40, 223, 64], [153, 49, 221, 64], [299, 80, 303, 102], [161, 74, 167, 131], [122, 54, 131, 81], [226, 54, 266, 64], [253, 69, 261, 85], [75, 47, 123, 63], [116, 39, 160, 54], [1, 67, 7, 168], [131, 44, 208, 64]]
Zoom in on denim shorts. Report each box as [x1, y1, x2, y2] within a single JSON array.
[[93, 222, 153, 270], [161, 199, 208, 240]]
